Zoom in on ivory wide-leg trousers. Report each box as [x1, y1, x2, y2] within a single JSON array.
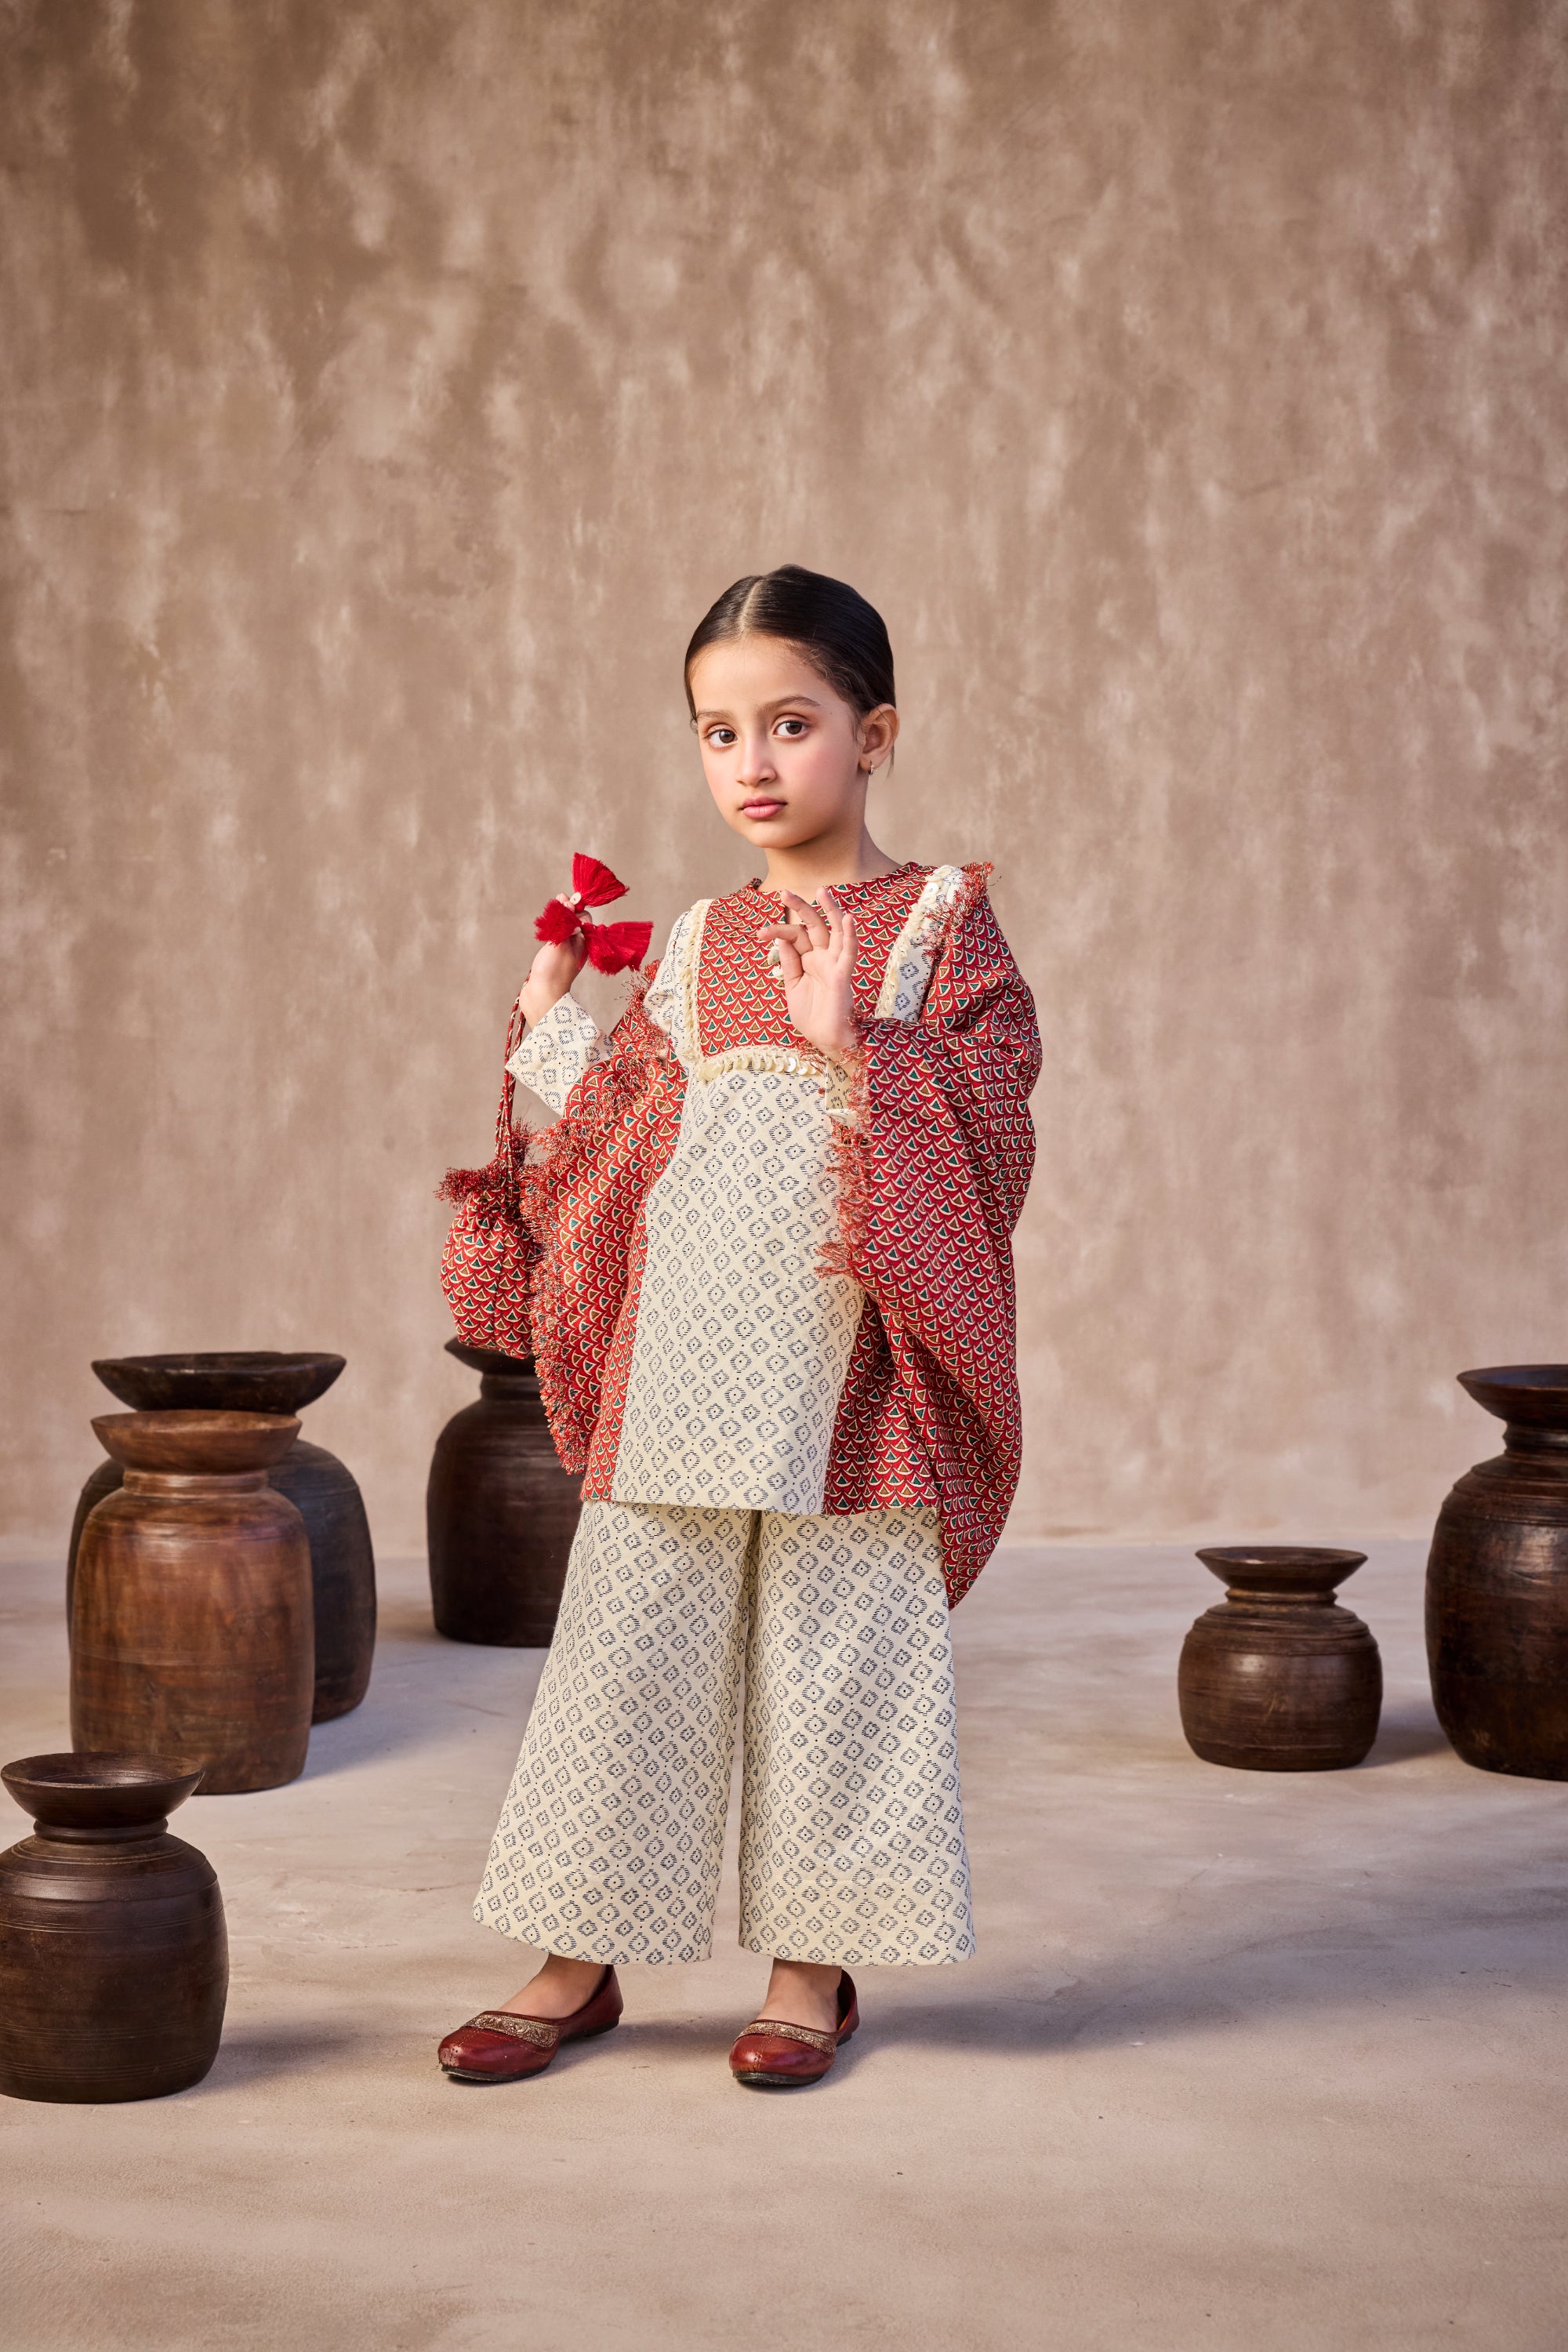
[[474, 1499, 975, 1967]]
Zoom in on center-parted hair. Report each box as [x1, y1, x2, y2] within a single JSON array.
[[684, 565, 896, 724]]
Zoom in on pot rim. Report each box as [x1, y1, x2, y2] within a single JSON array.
[[1196, 1544, 1367, 1594], [2, 1750, 202, 1828], [1457, 1366, 1568, 1428], [93, 1352, 345, 1414], [1196, 1545, 1368, 1568]]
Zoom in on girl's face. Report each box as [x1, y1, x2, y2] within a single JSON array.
[[688, 634, 896, 854]]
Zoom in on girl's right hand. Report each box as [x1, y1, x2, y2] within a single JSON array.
[[517, 935, 587, 1028], [757, 888, 860, 1062]]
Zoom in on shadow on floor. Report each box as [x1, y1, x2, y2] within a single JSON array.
[[297, 1592, 545, 1780], [1364, 1697, 1451, 1766], [865, 1860, 1568, 2054], [198, 2022, 368, 2091]]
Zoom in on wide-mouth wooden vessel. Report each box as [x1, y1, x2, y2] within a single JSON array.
[[2, 1750, 203, 1832], [92, 1352, 345, 1415]]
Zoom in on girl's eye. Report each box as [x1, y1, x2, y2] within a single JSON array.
[[775, 717, 808, 738], [705, 726, 737, 749]]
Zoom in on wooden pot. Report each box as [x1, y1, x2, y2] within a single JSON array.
[[1178, 1547, 1381, 1771], [426, 1341, 583, 1646], [70, 1353, 375, 1722], [72, 1412, 314, 1795], [1426, 1366, 1568, 1780], [0, 1752, 227, 2103]]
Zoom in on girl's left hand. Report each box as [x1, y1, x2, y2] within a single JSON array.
[[755, 888, 860, 1061]]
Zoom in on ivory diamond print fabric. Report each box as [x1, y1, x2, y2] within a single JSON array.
[[735, 1505, 974, 1965], [506, 993, 608, 1116], [477, 1501, 745, 1962], [474, 1498, 973, 1966], [873, 861, 969, 1022], [610, 1064, 866, 1512]]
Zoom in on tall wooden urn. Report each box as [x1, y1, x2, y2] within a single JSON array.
[[1178, 1547, 1381, 1771], [427, 1341, 583, 1646], [0, 1753, 227, 2103], [73, 1412, 315, 1795], [69, 1353, 376, 1722], [1426, 1366, 1568, 1780]]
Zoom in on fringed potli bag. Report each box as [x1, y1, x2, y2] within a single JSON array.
[[437, 996, 535, 1359]]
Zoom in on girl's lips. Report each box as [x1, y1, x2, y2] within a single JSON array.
[[741, 799, 786, 817]]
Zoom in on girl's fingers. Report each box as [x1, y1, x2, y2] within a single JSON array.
[[821, 896, 857, 977], [782, 888, 830, 953], [755, 904, 804, 949], [757, 892, 857, 983], [825, 895, 853, 947], [773, 935, 804, 984]]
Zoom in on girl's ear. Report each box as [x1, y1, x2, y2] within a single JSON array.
[[859, 702, 900, 772]]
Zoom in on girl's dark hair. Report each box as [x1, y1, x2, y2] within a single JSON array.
[[684, 564, 895, 724]]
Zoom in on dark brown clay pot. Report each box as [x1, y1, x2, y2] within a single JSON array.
[[72, 1412, 314, 1795], [0, 1752, 227, 2103], [70, 1354, 375, 1723], [267, 1439, 376, 1719], [1426, 1367, 1568, 1780], [426, 1341, 583, 1646], [1178, 1548, 1381, 1771]]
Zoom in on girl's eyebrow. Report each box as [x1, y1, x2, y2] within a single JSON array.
[[694, 695, 824, 721]]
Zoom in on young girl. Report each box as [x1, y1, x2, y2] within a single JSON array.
[[438, 565, 1040, 2089]]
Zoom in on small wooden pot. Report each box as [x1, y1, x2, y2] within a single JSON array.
[[72, 1412, 314, 1795], [426, 1341, 583, 1646], [1178, 1547, 1381, 1771], [0, 1752, 227, 2103], [70, 1354, 376, 1723], [1427, 1366, 1568, 1780]]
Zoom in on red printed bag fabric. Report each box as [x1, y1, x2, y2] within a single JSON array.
[[438, 999, 535, 1359]]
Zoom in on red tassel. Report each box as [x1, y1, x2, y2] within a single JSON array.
[[534, 898, 580, 946], [437, 1162, 504, 1204], [532, 855, 649, 972], [584, 919, 654, 975], [571, 853, 630, 909]]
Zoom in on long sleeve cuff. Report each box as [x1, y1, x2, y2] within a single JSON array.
[[506, 994, 607, 1116]]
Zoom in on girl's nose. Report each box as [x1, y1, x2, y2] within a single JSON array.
[[734, 732, 778, 787]]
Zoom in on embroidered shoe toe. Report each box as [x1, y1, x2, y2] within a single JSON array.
[[729, 1972, 858, 2088], [438, 1968, 622, 2082]]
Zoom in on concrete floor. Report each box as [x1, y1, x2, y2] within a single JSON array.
[[2, 1539, 1565, 2351]]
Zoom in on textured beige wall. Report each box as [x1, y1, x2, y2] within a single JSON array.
[[3, 0, 1566, 1557]]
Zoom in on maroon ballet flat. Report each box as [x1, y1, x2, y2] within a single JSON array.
[[437, 1966, 622, 2083], [729, 1971, 858, 2088]]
